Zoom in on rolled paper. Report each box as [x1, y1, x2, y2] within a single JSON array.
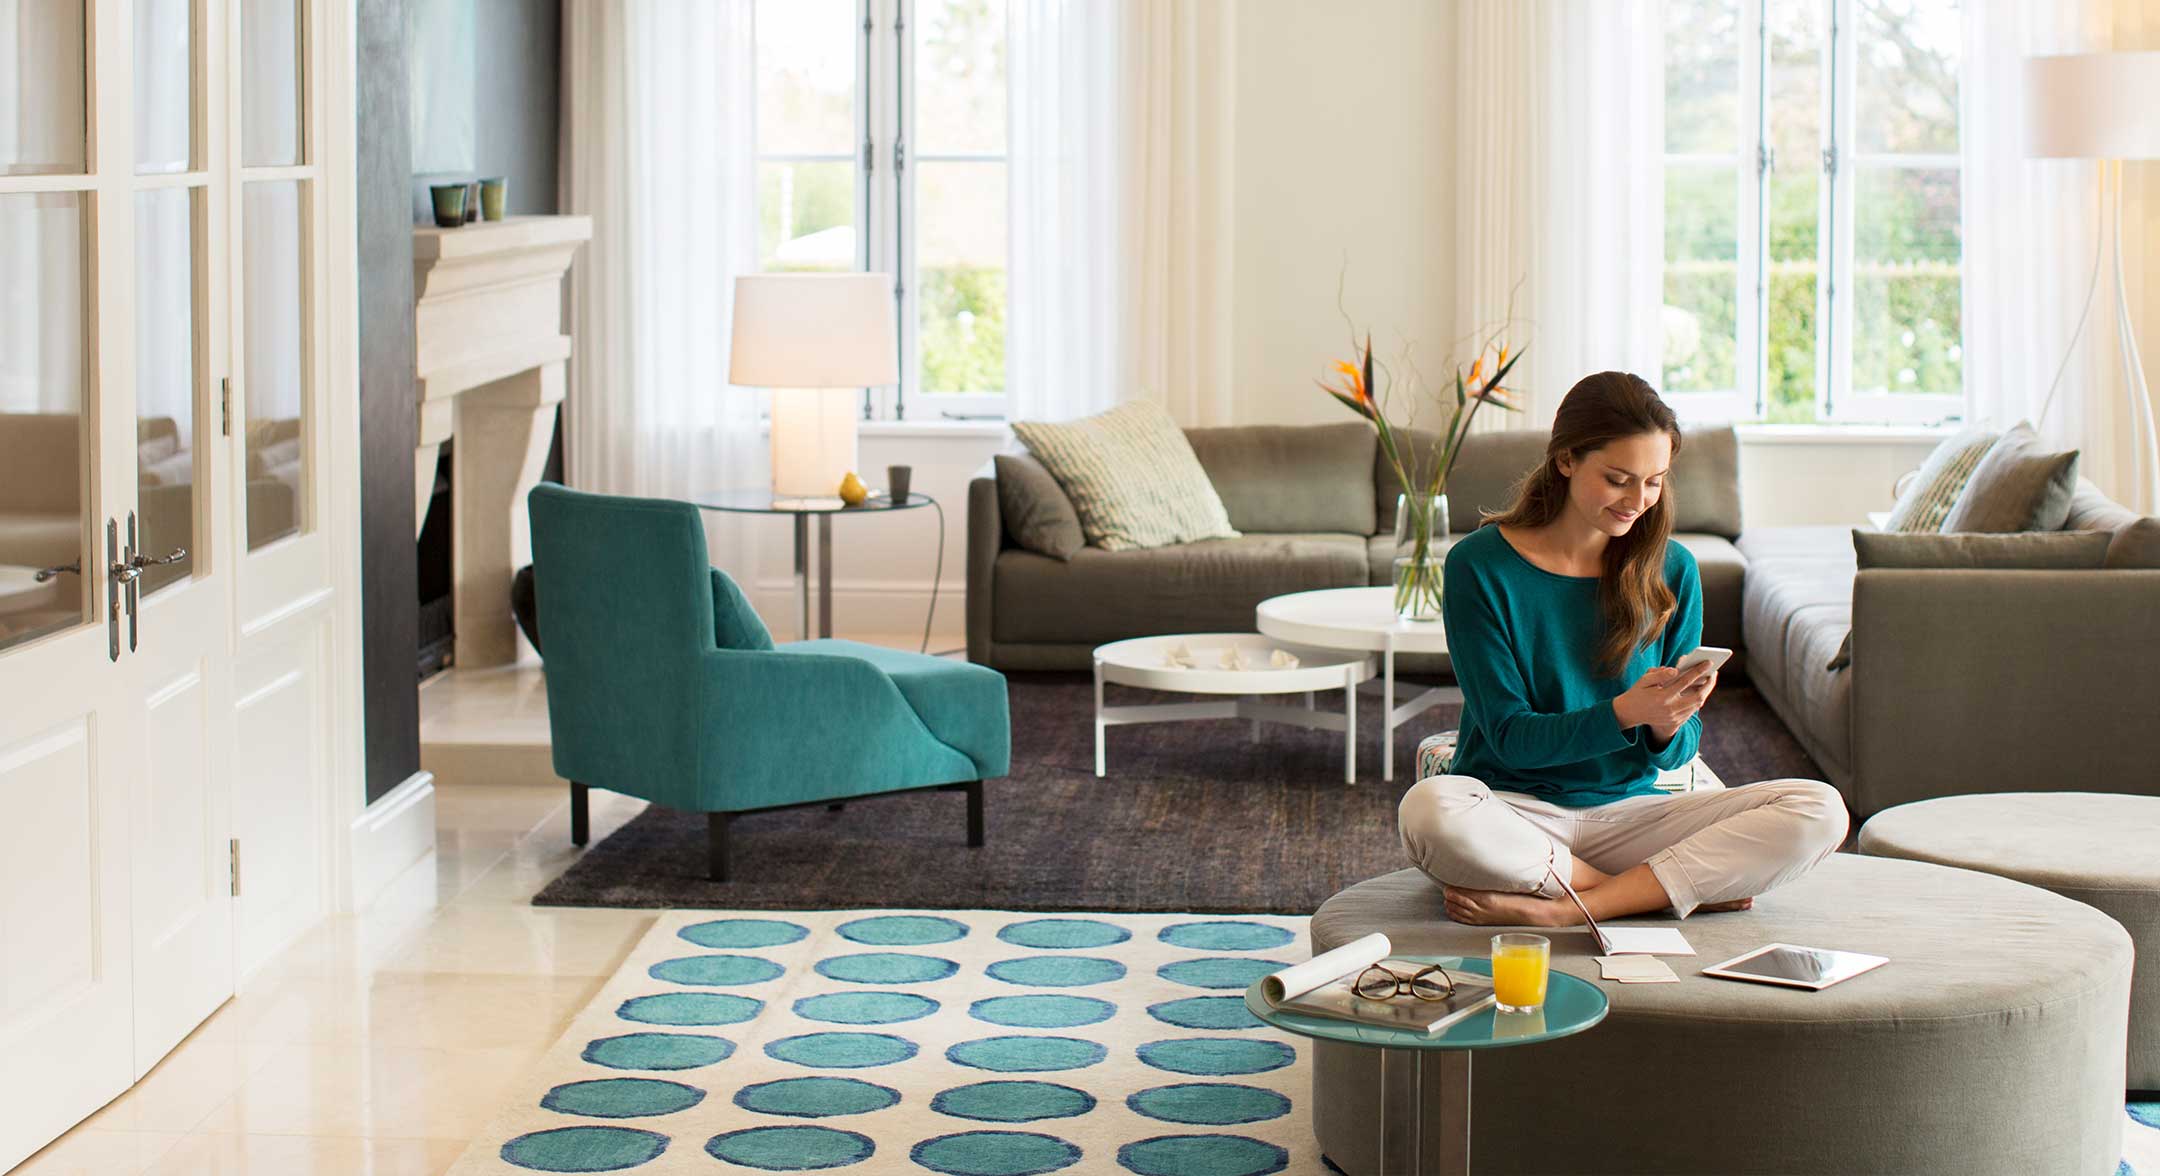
[[1260, 932, 1393, 1007]]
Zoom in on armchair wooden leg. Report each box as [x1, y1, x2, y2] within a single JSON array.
[[708, 811, 731, 882], [570, 782, 590, 847], [827, 802, 846, 812], [965, 780, 985, 848]]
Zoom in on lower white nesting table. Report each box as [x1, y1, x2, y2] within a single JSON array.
[[1092, 634, 1377, 783], [1257, 586, 1460, 783]]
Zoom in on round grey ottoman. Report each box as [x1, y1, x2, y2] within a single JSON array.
[[1309, 855, 2132, 1175], [1860, 791, 2158, 1091]]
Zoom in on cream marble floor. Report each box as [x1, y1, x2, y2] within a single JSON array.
[[12, 778, 660, 1176]]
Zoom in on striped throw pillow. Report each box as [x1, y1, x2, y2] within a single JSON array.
[[1882, 426, 1997, 533], [1011, 401, 1240, 551]]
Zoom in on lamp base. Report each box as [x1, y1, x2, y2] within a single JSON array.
[[770, 387, 860, 501]]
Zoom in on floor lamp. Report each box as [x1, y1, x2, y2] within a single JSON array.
[[729, 273, 899, 506], [2024, 51, 2160, 513]]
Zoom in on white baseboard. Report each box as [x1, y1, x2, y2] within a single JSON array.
[[349, 770, 436, 910]]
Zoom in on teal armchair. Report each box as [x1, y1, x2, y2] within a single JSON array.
[[528, 483, 1009, 880]]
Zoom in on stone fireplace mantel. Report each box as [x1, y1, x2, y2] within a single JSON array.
[[412, 214, 591, 668]]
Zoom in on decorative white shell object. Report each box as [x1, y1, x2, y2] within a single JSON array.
[[1218, 646, 1250, 672], [1162, 640, 1197, 669], [1269, 648, 1300, 670]]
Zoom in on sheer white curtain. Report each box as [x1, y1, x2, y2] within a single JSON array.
[[1007, 0, 1236, 426], [1453, 0, 1663, 432], [1964, 0, 2158, 509], [561, 0, 763, 502]]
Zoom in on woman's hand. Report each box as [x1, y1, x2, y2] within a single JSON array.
[[1614, 661, 1716, 742]]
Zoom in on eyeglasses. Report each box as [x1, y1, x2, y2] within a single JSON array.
[[1352, 963, 1456, 1002]]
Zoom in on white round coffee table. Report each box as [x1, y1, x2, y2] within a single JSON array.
[[1257, 587, 1459, 782], [1092, 634, 1377, 783]]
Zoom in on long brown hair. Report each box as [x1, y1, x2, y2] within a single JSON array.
[[1486, 372, 1683, 678]]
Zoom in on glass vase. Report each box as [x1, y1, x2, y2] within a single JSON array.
[[1392, 493, 1449, 621]]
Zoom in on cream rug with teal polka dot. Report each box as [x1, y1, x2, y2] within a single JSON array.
[[449, 911, 1315, 1175]]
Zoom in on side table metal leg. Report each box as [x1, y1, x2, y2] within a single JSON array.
[[1093, 659, 1107, 778], [793, 514, 810, 642], [1377, 1046, 1416, 1174], [1383, 634, 1398, 782], [817, 514, 834, 639], [1343, 666, 1357, 784], [1422, 1049, 1471, 1176]]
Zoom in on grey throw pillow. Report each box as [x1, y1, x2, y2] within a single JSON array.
[[1938, 424, 2080, 533], [995, 453, 1085, 561], [2104, 516, 2160, 569], [1882, 425, 1997, 532], [1828, 527, 2112, 670]]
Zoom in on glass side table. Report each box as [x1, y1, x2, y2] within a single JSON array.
[[689, 489, 937, 641], [1245, 955, 1607, 1176]]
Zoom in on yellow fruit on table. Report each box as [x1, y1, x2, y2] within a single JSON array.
[[837, 472, 869, 506]]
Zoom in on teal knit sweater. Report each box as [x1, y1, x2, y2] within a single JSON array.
[[1439, 523, 1703, 807]]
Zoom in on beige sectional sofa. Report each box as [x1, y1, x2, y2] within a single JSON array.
[[967, 422, 1747, 669], [968, 420, 2160, 815]]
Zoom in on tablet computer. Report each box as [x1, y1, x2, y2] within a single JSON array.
[[1699, 943, 1888, 990]]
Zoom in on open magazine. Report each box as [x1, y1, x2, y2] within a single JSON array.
[[1258, 933, 1494, 1035]]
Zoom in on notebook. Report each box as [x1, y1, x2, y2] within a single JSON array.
[[1552, 872, 1695, 956]]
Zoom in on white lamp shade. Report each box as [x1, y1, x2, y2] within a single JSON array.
[[2023, 52, 2160, 159], [728, 273, 899, 388]]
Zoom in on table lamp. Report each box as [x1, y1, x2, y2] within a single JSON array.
[[2024, 51, 2160, 513], [729, 273, 898, 505]]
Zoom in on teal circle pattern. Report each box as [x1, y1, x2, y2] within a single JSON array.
[[1157, 921, 1294, 952], [792, 991, 940, 1026], [648, 954, 784, 987], [997, 918, 1132, 950], [910, 1131, 1082, 1176], [678, 918, 808, 950], [984, 956, 1126, 988], [705, 1126, 874, 1170], [500, 1126, 667, 1172], [540, 1078, 705, 1119], [732, 1077, 901, 1119], [1156, 958, 1287, 991], [1147, 996, 1264, 1031], [1136, 1038, 1296, 1076], [1125, 1083, 1290, 1126], [766, 1031, 920, 1069], [968, 994, 1116, 1029], [932, 1081, 1096, 1123], [814, 952, 960, 984], [946, 1036, 1108, 1073], [2131, 1102, 2158, 1129], [615, 992, 762, 1027], [580, 1032, 734, 1072], [1117, 1134, 1287, 1176], [836, 914, 969, 946]]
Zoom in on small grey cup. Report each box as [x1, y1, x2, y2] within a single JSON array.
[[887, 465, 913, 504]]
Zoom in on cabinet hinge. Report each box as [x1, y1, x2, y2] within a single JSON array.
[[1822, 144, 1838, 177], [862, 140, 874, 173], [229, 838, 241, 897], [219, 378, 232, 437]]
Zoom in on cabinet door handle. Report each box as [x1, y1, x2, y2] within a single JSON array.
[[104, 520, 126, 661]]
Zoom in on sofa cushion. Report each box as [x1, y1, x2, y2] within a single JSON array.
[[0, 512, 87, 570], [1672, 533, 1745, 654], [1378, 426, 1743, 539], [1883, 425, 1997, 532], [1788, 616, 1854, 776], [1011, 400, 1239, 551], [993, 453, 1084, 561], [1735, 526, 1854, 700], [1939, 423, 2080, 533], [2062, 478, 2160, 568], [1187, 422, 1376, 535], [991, 533, 1367, 645], [1852, 528, 2112, 569]]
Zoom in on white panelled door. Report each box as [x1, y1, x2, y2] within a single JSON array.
[[0, 0, 344, 1166]]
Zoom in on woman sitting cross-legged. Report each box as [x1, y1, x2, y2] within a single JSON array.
[[1398, 371, 1848, 927]]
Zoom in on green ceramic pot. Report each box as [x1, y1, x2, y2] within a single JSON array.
[[429, 182, 467, 228], [479, 177, 507, 221]]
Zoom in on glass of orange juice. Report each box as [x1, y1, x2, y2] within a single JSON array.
[[1490, 933, 1550, 1014]]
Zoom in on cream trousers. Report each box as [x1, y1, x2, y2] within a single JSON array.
[[1397, 775, 1850, 918]]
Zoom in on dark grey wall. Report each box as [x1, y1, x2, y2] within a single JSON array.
[[357, 0, 421, 805], [409, 0, 561, 222]]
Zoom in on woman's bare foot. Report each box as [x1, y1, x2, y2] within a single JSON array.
[[1442, 885, 1584, 928], [1697, 898, 1753, 913]]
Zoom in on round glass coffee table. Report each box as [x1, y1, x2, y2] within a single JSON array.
[[1092, 633, 1376, 783], [1246, 955, 1607, 1176], [1256, 586, 1459, 782]]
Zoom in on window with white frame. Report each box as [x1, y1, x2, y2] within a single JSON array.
[[1660, 0, 1964, 425], [753, 0, 1009, 420]]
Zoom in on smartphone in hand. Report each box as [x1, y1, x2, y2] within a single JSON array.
[[1673, 645, 1732, 676]]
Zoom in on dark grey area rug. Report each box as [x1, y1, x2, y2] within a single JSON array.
[[532, 671, 1822, 914]]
